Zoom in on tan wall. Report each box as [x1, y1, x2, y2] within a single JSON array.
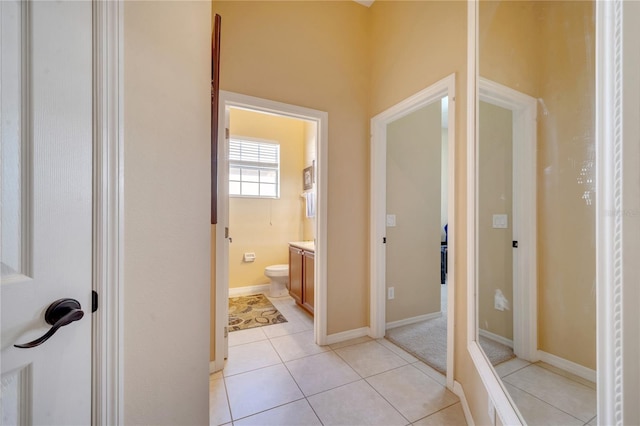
[[479, 0, 540, 98], [479, 0, 596, 369], [478, 101, 514, 341], [213, 0, 370, 335], [228, 109, 305, 288], [124, 1, 211, 423], [536, 1, 596, 369], [385, 102, 442, 323]]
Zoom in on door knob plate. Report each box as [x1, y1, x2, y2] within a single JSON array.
[[44, 298, 82, 325]]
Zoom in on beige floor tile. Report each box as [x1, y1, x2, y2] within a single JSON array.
[[535, 362, 597, 390], [233, 399, 322, 426], [504, 383, 584, 425], [229, 327, 268, 347], [412, 362, 446, 387], [328, 335, 373, 350], [223, 339, 282, 377], [270, 330, 329, 362], [334, 340, 408, 377], [494, 357, 530, 378], [587, 415, 597, 425], [225, 364, 304, 420], [503, 365, 596, 422], [209, 378, 231, 426], [366, 364, 458, 422], [308, 380, 408, 426], [412, 402, 467, 426], [262, 317, 312, 338], [286, 351, 361, 396], [378, 338, 421, 363]]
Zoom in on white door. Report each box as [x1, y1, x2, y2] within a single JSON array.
[[1, 1, 93, 424]]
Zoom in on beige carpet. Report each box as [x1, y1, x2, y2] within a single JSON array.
[[385, 316, 514, 374], [228, 294, 287, 332]]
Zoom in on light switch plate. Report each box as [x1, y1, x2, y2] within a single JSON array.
[[492, 214, 508, 229], [386, 214, 397, 227]]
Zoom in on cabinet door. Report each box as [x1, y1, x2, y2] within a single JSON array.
[[289, 246, 303, 304], [303, 251, 315, 314]]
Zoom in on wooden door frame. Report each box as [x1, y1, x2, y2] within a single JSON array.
[[370, 73, 456, 390], [213, 91, 329, 372]]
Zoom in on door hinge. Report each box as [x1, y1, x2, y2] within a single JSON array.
[[383, 237, 387, 244], [224, 326, 228, 338], [225, 128, 230, 139], [512, 241, 518, 248], [92, 290, 98, 313]]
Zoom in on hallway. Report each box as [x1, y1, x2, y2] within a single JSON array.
[[210, 294, 467, 425]]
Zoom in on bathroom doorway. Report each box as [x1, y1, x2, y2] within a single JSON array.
[[213, 92, 328, 371], [370, 75, 456, 388]]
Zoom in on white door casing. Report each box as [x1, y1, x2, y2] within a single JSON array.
[[214, 92, 329, 372], [1, 1, 93, 424], [478, 78, 538, 362], [370, 74, 456, 389]]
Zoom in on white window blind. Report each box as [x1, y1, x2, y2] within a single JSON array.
[[229, 138, 280, 198]]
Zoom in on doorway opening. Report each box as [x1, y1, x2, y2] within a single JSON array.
[[213, 92, 328, 372], [477, 78, 537, 362], [370, 74, 456, 388]]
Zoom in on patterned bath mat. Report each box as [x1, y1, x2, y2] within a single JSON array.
[[228, 293, 287, 332]]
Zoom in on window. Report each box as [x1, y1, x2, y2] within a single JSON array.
[[229, 138, 280, 198]]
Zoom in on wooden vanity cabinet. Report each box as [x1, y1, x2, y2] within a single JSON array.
[[302, 250, 315, 314], [288, 245, 303, 305], [288, 245, 314, 315]]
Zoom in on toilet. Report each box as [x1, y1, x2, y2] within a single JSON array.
[[265, 264, 289, 297]]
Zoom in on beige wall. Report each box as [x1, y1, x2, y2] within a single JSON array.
[[213, 0, 370, 334], [536, 1, 596, 370], [479, 0, 540, 99], [385, 102, 442, 323], [124, 1, 211, 424], [478, 101, 514, 341], [479, 0, 596, 369], [228, 108, 305, 288]]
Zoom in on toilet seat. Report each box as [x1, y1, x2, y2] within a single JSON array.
[[265, 264, 289, 277]]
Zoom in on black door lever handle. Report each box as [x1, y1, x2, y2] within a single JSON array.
[[14, 298, 84, 349]]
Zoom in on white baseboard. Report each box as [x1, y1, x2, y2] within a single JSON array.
[[325, 327, 370, 345], [229, 284, 270, 297], [453, 381, 475, 426], [479, 329, 514, 349], [386, 312, 441, 330], [537, 350, 596, 383]]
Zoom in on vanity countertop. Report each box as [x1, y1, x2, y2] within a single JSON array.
[[289, 241, 315, 252]]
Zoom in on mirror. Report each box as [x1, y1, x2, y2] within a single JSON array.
[[476, 1, 597, 424]]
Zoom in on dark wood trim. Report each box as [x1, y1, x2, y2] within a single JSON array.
[[211, 14, 221, 224]]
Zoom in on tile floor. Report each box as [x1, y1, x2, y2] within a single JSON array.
[[496, 357, 597, 425], [210, 293, 466, 426]]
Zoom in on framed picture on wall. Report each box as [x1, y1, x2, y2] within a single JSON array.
[[303, 165, 313, 190]]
